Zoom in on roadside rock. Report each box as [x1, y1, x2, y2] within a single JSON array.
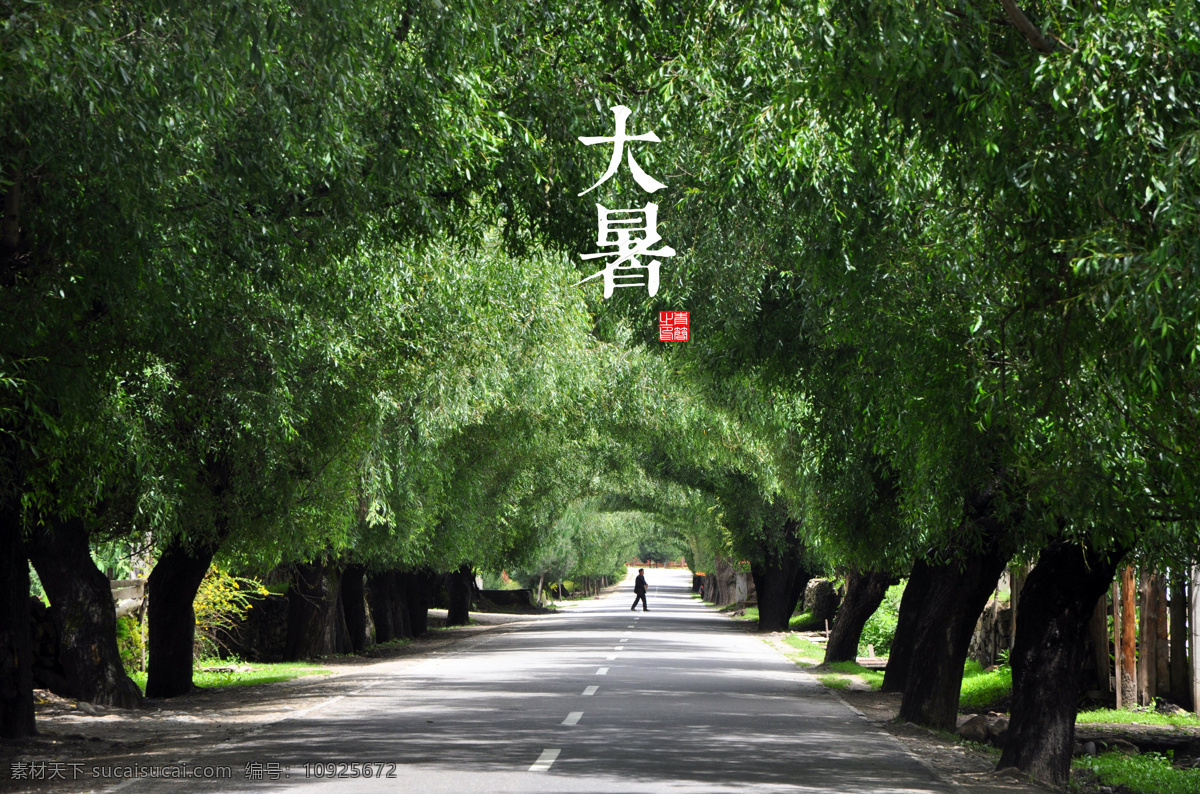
[[989, 716, 1009, 747], [958, 714, 990, 743]]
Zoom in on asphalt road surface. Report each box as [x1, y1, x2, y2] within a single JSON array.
[[116, 568, 948, 793]]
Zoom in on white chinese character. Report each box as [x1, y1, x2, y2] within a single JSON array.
[[578, 105, 667, 195], [578, 203, 675, 298]]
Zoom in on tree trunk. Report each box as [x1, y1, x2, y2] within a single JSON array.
[[1191, 565, 1200, 716], [1137, 569, 1158, 705], [401, 570, 431, 637], [750, 519, 808, 633], [341, 565, 369, 653], [882, 558, 934, 693], [146, 536, 220, 698], [446, 563, 472, 627], [897, 540, 1010, 729], [366, 571, 395, 644], [1169, 572, 1189, 707], [1155, 575, 1170, 698], [285, 560, 342, 660], [998, 541, 1126, 786], [824, 569, 897, 664], [1009, 563, 1027, 652], [0, 503, 35, 737], [1113, 579, 1124, 709], [1119, 565, 1137, 707], [26, 517, 142, 708], [1088, 594, 1110, 695], [535, 573, 544, 606]]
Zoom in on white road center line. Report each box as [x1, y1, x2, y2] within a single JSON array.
[[622, 632, 631, 637], [582, 686, 598, 696], [606, 655, 617, 660], [529, 749, 561, 772], [562, 711, 583, 726], [596, 667, 608, 675], [619, 639, 628, 643], [613, 646, 624, 651]]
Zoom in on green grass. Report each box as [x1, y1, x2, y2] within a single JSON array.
[[959, 660, 1012, 711], [1076, 708, 1200, 727], [1073, 752, 1200, 794], [781, 633, 825, 666], [789, 611, 823, 631], [128, 661, 332, 693], [819, 661, 885, 690]]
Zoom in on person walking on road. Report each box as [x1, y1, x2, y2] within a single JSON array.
[[631, 568, 648, 611]]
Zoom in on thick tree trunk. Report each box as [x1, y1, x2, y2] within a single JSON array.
[[882, 558, 933, 693], [285, 560, 343, 660], [998, 541, 1126, 786], [366, 571, 395, 644], [0, 503, 35, 737], [824, 570, 897, 664], [341, 565, 369, 653], [400, 570, 432, 637], [446, 563, 473, 627], [26, 517, 142, 708], [897, 541, 1009, 729], [146, 536, 219, 698], [1169, 572, 1189, 707], [750, 519, 808, 633], [1119, 565, 1137, 707]]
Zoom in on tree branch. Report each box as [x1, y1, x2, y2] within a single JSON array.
[[998, 0, 1056, 53]]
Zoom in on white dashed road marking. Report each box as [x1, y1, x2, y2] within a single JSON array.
[[582, 686, 598, 696], [596, 667, 608, 675], [529, 749, 560, 772], [562, 711, 583, 726]]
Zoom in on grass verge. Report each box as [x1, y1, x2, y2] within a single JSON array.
[[1076, 707, 1200, 727], [781, 633, 824, 666], [818, 661, 884, 690], [129, 661, 333, 693], [1073, 752, 1200, 794], [959, 660, 1012, 711]]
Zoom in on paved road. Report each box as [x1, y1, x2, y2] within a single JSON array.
[[118, 568, 948, 793]]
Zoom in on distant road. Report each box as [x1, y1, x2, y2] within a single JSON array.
[[117, 567, 947, 792]]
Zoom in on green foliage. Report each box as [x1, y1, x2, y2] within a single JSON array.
[[858, 583, 905, 657], [1073, 752, 1200, 794], [192, 567, 268, 659], [959, 661, 1013, 712], [115, 615, 145, 674]]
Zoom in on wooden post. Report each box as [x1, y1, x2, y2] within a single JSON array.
[[1191, 565, 1200, 716], [1114, 580, 1124, 709], [1170, 571, 1189, 707], [1120, 565, 1138, 708], [1090, 592, 1111, 694]]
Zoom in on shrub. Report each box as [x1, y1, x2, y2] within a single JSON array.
[[858, 581, 905, 656], [115, 614, 145, 673], [193, 566, 268, 660]]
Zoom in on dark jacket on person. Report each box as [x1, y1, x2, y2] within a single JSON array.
[[634, 574, 647, 594]]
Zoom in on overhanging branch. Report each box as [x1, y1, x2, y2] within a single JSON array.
[[998, 0, 1056, 53]]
